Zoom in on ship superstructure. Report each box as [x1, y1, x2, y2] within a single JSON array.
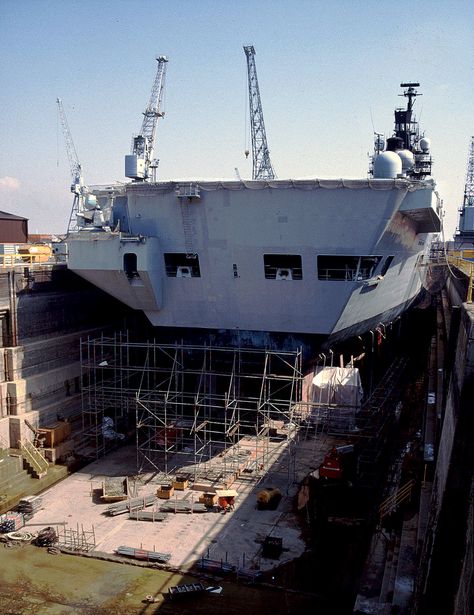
[[66, 73, 441, 350]]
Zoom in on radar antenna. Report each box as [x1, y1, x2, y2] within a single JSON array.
[[57, 98, 89, 234], [399, 82, 421, 112], [125, 56, 168, 182], [394, 82, 422, 152], [243, 45, 276, 180]]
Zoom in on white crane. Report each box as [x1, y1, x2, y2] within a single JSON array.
[[125, 56, 168, 182], [57, 98, 98, 233]]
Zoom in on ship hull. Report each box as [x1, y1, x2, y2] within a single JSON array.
[[66, 178, 440, 347]]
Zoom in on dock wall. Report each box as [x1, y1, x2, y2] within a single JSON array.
[[414, 276, 474, 615], [0, 266, 130, 448]]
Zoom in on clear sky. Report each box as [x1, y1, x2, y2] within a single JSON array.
[[0, 0, 472, 236]]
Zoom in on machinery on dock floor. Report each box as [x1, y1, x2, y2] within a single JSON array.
[[318, 445, 355, 481]]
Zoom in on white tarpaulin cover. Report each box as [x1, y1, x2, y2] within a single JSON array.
[[311, 366, 363, 409], [301, 366, 364, 431]]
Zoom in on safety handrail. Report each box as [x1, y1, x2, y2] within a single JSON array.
[[379, 478, 416, 520], [18, 439, 49, 475]]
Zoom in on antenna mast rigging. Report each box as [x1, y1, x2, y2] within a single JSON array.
[[125, 55, 168, 182], [243, 45, 276, 180]]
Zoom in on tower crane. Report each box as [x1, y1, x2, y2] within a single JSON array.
[[462, 136, 474, 210], [125, 55, 168, 182], [456, 136, 474, 241], [243, 45, 276, 180], [57, 98, 97, 234]]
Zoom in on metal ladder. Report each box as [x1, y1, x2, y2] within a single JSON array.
[[179, 201, 196, 255]]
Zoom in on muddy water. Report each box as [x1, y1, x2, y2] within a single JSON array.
[[0, 543, 317, 614], [0, 544, 182, 614]]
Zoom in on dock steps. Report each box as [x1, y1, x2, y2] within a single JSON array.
[[18, 440, 49, 478], [379, 479, 416, 520]]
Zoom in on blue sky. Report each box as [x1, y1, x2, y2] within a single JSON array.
[[0, 0, 472, 235]]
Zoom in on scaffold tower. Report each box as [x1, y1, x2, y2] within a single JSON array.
[[80, 335, 304, 481]]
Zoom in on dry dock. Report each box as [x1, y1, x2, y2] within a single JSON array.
[[1, 259, 474, 614]]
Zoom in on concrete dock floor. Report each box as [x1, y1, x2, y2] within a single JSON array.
[[25, 430, 343, 573]]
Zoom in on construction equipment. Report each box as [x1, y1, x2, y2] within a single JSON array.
[[262, 535, 283, 559], [57, 98, 98, 234], [243, 45, 276, 180], [23, 419, 44, 448], [125, 56, 168, 182], [101, 476, 129, 502], [318, 444, 355, 480], [256, 487, 281, 510], [116, 544, 171, 563], [168, 582, 206, 599]]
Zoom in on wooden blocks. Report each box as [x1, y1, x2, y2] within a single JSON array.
[[37, 422, 71, 448], [157, 484, 174, 499], [173, 473, 190, 490], [198, 492, 217, 506]]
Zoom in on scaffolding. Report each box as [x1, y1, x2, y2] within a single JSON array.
[[79, 330, 411, 491], [80, 334, 304, 480], [56, 523, 96, 552]]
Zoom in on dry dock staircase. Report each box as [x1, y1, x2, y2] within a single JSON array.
[[379, 479, 416, 521], [18, 439, 49, 479]]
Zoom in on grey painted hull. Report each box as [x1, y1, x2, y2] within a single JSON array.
[[66, 178, 440, 345]]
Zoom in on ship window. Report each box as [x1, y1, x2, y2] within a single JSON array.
[[380, 255, 394, 277], [264, 254, 302, 280], [123, 253, 139, 279], [164, 253, 201, 277], [317, 255, 382, 281]]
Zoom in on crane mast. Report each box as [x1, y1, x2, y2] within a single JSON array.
[[457, 136, 474, 241], [57, 98, 92, 234], [462, 136, 474, 210], [243, 45, 276, 180], [125, 55, 168, 182], [57, 98, 84, 196]]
